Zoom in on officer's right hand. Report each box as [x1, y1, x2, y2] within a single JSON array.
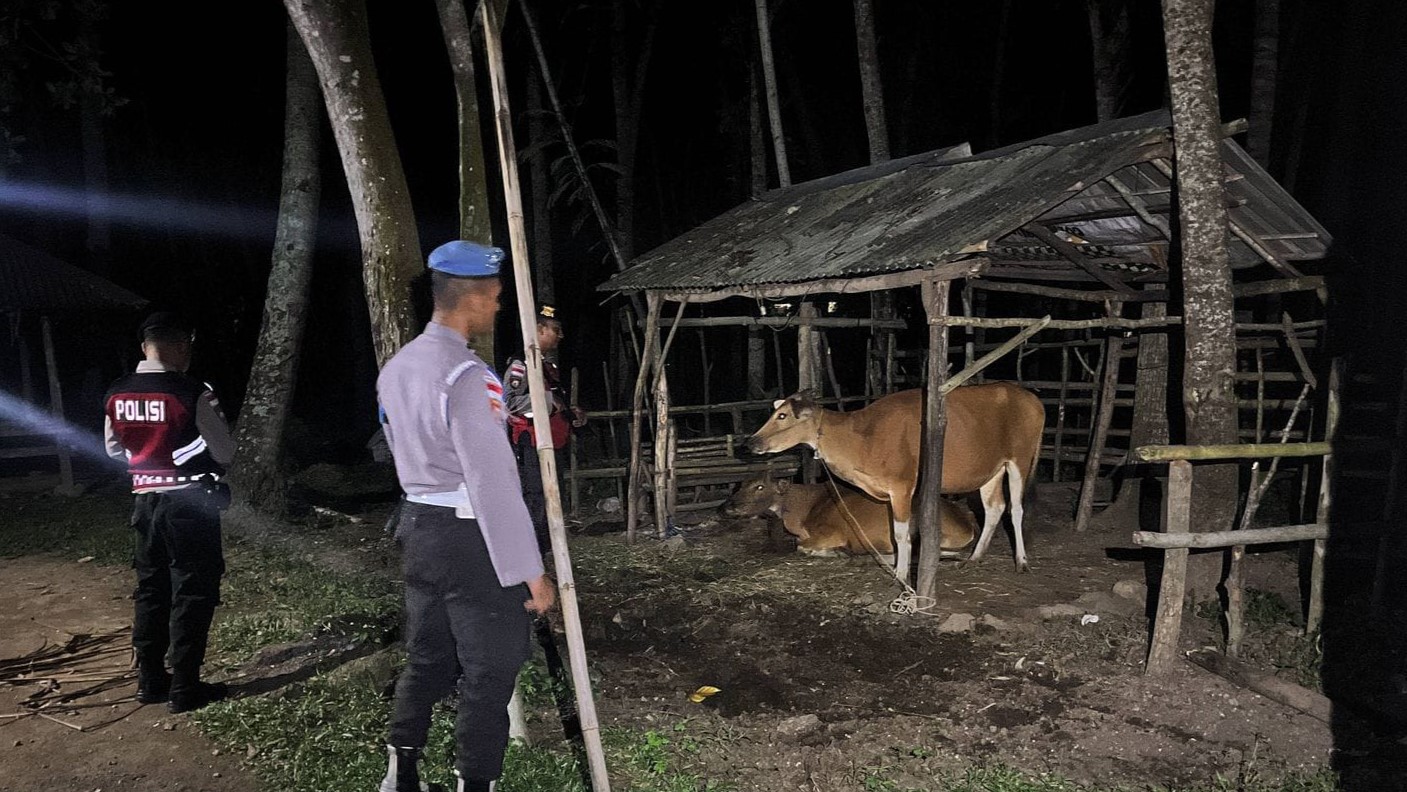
[[525, 574, 557, 615]]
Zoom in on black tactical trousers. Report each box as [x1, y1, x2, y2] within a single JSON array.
[[513, 432, 554, 555], [388, 503, 531, 781], [131, 489, 225, 680]]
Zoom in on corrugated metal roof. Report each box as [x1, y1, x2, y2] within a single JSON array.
[[0, 235, 148, 313], [601, 112, 1331, 294]]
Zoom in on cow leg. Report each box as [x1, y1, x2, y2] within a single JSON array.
[[1005, 460, 1031, 572], [892, 518, 913, 585], [967, 474, 1008, 564]]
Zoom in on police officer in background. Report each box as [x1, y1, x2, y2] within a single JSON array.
[[376, 241, 555, 792], [103, 312, 233, 713], [504, 304, 585, 553]]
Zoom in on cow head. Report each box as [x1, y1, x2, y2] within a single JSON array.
[[721, 475, 791, 518], [746, 391, 821, 454]]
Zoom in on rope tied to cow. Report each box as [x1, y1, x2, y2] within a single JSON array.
[[817, 461, 941, 617]]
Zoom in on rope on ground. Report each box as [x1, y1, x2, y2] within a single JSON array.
[[818, 463, 940, 617]]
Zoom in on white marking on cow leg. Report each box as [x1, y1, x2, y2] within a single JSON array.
[[876, 553, 896, 566], [967, 474, 1008, 564], [1006, 460, 1030, 572], [893, 519, 912, 584]]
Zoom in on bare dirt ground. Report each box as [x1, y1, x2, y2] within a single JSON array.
[[0, 476, 1334, 791], [566, 480, 1333, 790], [0, 556, 259, 792]]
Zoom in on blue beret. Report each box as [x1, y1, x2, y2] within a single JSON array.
[[428, 240, 505, 277]]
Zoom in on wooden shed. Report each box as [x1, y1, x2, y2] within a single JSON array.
[[597, 111, 1332, 599], [1, 235, 148, 493]]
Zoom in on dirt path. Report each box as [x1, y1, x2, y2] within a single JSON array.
[[0, 556, 260, 792]]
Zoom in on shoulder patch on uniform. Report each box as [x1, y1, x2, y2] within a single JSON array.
[[483, 369, 506, 417], [445, 360, 478, 388]]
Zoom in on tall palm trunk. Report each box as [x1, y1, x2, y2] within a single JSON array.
[[1086, 0, 1132, 122], [1161, 0, 1241, 601], [285, 0, 421, 365], [229, 24, 323, 516]]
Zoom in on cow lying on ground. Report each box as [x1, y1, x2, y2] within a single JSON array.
[[721, 475, 978, 559], [746, 383, 1045, 579]]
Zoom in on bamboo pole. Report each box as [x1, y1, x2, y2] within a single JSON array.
[[939, 316, 1051, 396], [1136, 442, 1330, 462], [822, 331, 845, 411], [626, 294, 664, 541], [916, 279, 950, 598], [1147, 459, 1193, 675], [1307, 358, 1341, 634], [752, 0, 790, 186], [1053, 346, 1070, 482], [479, 4, 610, 786], [1076, 303, 1124, 532], [41, 317, 74, 493], [1134, 522, 1327, 549]]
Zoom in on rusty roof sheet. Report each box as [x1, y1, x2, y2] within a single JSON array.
[[0, 235, 148, 313], [601, 112, 1331, 294]]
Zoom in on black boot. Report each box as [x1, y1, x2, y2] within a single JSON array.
[[136, 666, 171, 705], [167, 669, 227, 714], [379, 745, 428, 792]]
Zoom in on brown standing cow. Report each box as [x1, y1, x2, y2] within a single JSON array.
[[722, 475, 978, 558], [746, 383, 1044, 580]]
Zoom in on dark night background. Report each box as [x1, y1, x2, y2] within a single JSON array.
[[4, 0, 1407, 781], [1, 0, 1403, 456]]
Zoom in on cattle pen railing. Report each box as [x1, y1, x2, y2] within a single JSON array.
[[1134, 441, 1333, 676]]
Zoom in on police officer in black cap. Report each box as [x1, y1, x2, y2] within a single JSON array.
[[504, 303, 585, 553], [103, 312, 233, 713]]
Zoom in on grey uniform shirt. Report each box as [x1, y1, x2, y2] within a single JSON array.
[[377, 321, 545, 588]]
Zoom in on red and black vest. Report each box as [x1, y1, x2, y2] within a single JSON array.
[[104, 371, 224, 492]]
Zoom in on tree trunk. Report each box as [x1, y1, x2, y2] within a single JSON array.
[[436, 0, 496, 360], [285, 0, 421, 365], [1086, 0, 1133, 122], [1247, 0, 1281, 167], [526, 63, 555, 305], [987, 0, 1012, 147], [852, 0, 889, 163], [228, 23, 323, 516], [753, 0, 790, 187], [79, 77, 111, 276], [748, 65, 767, 197], [1161, 0, 1241, 602]]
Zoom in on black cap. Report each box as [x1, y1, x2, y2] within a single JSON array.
[[139, 311, 193, 340]]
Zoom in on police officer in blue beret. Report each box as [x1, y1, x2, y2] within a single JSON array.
[[375, 240, 555, 792]]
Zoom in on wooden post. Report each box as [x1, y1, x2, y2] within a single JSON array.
[[798, 302, 821, 483], [19, 331, 35, 403], [665, 419, 678, 518], [1075, 301, 1124, 532], [650, 300, 689, 539], [771, 328, 785, 397], [1148, 459, 1193, 675], [916, 279, 951, 599], [41, 317, 74, 494], [480, 5, 611, 786], [822, 332, 845, 411], [752, 0, 790, 187], [698, 330, 712, 435], [1306, 358, 1341, 634], [627, 293, 663, 541], [747, 326, 766, 400], [961, 280, 976, 376], [1053, 346, 1071, 482]]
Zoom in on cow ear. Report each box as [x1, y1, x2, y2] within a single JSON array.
[[775, 478, 791, 492]]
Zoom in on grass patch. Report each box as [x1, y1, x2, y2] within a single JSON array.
[[0, 491, 132, 564], [209, 538, 399, 661], [197, 664, 732, 792], [1193, 588, 1323, 691]]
